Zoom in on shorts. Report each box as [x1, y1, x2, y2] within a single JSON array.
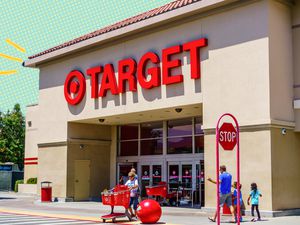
[[219, 193, 232, 207], [129, 196, 138, 210]]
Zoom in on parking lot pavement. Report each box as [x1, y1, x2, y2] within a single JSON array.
[[1, 192, 300, 225], [0, 212, 98, 225], [1, 210, 300, 225]]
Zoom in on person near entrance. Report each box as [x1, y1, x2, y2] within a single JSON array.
[[131, 168, 141, 201], [125, 172, 139, 218], [207, 165, 235, 223], [131, 168, 138, 180], [247, 182, 262, 222]]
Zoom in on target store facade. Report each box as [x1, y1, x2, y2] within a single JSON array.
[[23, 0, 300, 215]]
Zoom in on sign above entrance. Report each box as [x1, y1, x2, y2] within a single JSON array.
[[64, 38, 208, 105], [218, 122, 237, 151]]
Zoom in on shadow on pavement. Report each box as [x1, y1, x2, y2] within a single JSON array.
[[0, 197, 16, 200], [222, 218, 269, 223]]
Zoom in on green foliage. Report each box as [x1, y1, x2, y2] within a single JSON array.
[[14, 179, 24, 192], [26, 177, 37, 184], [0, 104, 25, 167]]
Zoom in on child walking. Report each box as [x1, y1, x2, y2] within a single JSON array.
[[247, 183, 262, 222], [232, 182, 243, 222]]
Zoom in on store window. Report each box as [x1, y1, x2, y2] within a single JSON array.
[[167, 118, 193, 154], [119, 124, 138, 156], [140, 122, 163, 155], [118, 117, 204, 156], [120, 124, 138, 140], [195, 117, 204, 153]]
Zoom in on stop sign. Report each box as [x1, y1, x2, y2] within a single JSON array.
[[218, 122, 237, 150]]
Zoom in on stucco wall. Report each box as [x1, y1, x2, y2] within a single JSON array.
[[205, 128, 272, 211], [67, 143, 110, 198], [269, 0, 294, 123], [68, 122, 111, 140], [292, 0, 300, 23], [24, 105, 39, 182], [24, 166, 37, 184], [38, 145, 67, 198], [202, 0, 270, 129], [110, 126, 117, 188], [271, 128, 300, 210], [292, 1, 300, 130], [66, 123, 111, 198]]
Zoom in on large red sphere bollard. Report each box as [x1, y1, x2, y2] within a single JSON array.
[[136, 199, 162, 224]]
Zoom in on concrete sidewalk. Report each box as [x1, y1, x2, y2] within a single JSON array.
[[1, 192, 300, 225], [0, 192, 206, 217]]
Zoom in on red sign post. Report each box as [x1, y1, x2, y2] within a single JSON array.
[[216, 114, 240, 225]]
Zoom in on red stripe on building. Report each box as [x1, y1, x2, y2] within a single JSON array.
[[24, 157, 38, 161], [24, 162, 38, 165]]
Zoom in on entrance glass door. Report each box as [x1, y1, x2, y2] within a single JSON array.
[[141, 165, 150, 197], [139, 163, 163, 198], [181, 164, 193, 205], [152, 165, 162, 185], [118, 163, 137, 185], [167, 161, 204, 207], [168, 164, 179, 192], [196, 160, 205, 207]]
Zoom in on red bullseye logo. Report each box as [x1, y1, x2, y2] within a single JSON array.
[[64, 70, 86, 105]]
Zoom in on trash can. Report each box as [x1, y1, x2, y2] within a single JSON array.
[[41, 181, 52, 202]]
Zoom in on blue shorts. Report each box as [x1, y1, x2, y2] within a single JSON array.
[[220, 193, 232, 207], [129, 197, 138, 210]]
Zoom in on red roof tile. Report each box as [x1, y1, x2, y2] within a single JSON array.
[[28, 0, 201, 59]]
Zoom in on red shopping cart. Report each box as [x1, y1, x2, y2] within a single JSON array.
[[146, 182, 167, 198], [101, 185, 132, 223], [146, 182, 181, 206]]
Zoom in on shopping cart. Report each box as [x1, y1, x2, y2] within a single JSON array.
[[101, 185, 132, 223], [146, 182, 180, 206]]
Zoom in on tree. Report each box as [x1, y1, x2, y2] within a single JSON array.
[[0, 104, 25, 169]]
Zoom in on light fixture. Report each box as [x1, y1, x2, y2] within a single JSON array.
[[98, 118, 105, 123], [175, 108, 182, 113], [79, 144, 84, 149], [281, 128, 287, 135]]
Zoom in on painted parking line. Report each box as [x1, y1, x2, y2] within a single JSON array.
[[0, 210, 182, 225], [0, 208, 100, 222], [0, 212, 98, 225]]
